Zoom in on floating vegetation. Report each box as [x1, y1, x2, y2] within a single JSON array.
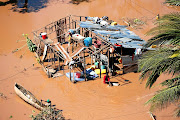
[[69, 0, 89, 5], [9, 115, 13, 119], [23, 34, 37, 52], [122, 17, 147, 29], [12, 34, 37, 58], [165, 0, 180, 6], [30, 106, 65, 120], [0, 92, 7, 100]]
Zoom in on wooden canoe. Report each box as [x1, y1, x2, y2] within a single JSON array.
[[14, 83, 46, 110]]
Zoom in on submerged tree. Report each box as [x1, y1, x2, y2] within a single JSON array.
[[139, 12, 180, 117]]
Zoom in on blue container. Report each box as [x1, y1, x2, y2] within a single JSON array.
[[95, 62, 99, 66], [101, 65, 106, 69], [68, 29, 75, 34], [84, 37, 92, 47]]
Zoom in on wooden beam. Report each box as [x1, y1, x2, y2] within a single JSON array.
[[99, 51, 101, 78], [149, 112, 156, 120], [70, 66, 71, 81], [84, 48, 86, 81]]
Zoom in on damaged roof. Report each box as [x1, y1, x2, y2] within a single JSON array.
[[79, 20, 146, 49]]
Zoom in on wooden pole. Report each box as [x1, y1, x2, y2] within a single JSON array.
[[91, 55, 93, 65], [58, 56, 60, 71], [54, 52, 56, 64], [84, 48, 86, 81], [65, 17, 67, 32], [108, 48, 111, 76], [72, 41, 74, 53], [75, 21, 76, 29], [99, 52, 101, 78], [63, 60, 65, 75], [112, 52, 114, 76], [72, 21, 74, 29], [59, 20, 62, 43], [51, 49, 53, 65], [72, 69, 75, 83], [48, 48, 51, 78], [121, 45, 123, 55], [70, 66, 71, 81]]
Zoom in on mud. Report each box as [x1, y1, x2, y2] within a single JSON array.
[[0, 0, 179, 120]]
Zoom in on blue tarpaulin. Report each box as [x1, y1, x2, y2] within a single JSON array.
[[79, 18, 146, 49], [97, 35, 146, 49]]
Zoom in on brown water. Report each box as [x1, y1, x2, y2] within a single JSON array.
[[0, 0, 180, 120]]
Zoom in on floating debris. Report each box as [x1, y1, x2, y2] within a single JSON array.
[[122, 17, 147, 29], [0, 92, 7, 100]]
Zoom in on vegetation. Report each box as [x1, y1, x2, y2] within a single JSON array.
[[69, 0, 89, 5], [12, 34, 37, 59], [30, 106, 65, 120], [138, 12, 180, 117], [124, 17, 146, 29], [9, 115, 13, 119], [0, 92, 7, 100], [165, 0, 180, 6]]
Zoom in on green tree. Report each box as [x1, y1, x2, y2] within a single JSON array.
[[138, 12, 180, 117], [165, 0, 180, 6]]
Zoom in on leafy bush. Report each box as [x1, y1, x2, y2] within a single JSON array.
[[165, 0, 180, 6]]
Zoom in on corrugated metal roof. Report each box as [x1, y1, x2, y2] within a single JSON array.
[[79, 19, 146, 49]]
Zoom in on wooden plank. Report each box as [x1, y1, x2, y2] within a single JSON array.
[[42, 45, 48, 61], [149, 112, 156, 120]]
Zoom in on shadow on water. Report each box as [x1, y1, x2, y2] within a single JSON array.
[[0, 0, 48, 13], [69, 0, 90, 5]]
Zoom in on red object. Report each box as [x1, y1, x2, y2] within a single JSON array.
[[94, 43, 99, 48], [114, 43, 121, 47], [76, 72, 81, 78], [94, 40, 101, 48], [42, 35, 47, 39], [103, 75, 110, 84], [97, 40, 101, 45], [41, 33, 47, 39], [110, 47, 115, 53], [118, 58, 122, 64], [132, 54, 134, 61]]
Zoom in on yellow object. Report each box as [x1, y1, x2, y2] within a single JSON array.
[[116, 70, 123, 75], [111, 22, 117, 26], [90, 65, 95, 69], [118, 58, 122, 64], [156, 14, 160, 20], [90, 66, 95, 71], [150, 45, 157, 48], [95, 69, 106, 74], [68, 36, 71, 42], [169, 51, 180, 58]]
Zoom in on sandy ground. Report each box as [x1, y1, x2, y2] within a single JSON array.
[[0, 0, 180, 120]]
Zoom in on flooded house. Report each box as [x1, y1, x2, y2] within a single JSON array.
[[32, 15, 148, 82]]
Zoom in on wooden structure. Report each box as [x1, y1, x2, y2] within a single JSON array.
[[32, 15, 142, 82], [32, 15, 87, 78]]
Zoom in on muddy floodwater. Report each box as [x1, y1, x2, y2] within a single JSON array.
[[0, 0, 180, 120]]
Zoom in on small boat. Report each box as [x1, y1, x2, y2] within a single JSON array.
[[14, 83, 46, 110]]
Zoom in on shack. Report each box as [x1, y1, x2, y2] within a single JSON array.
[[32, 15, 147, 82]]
